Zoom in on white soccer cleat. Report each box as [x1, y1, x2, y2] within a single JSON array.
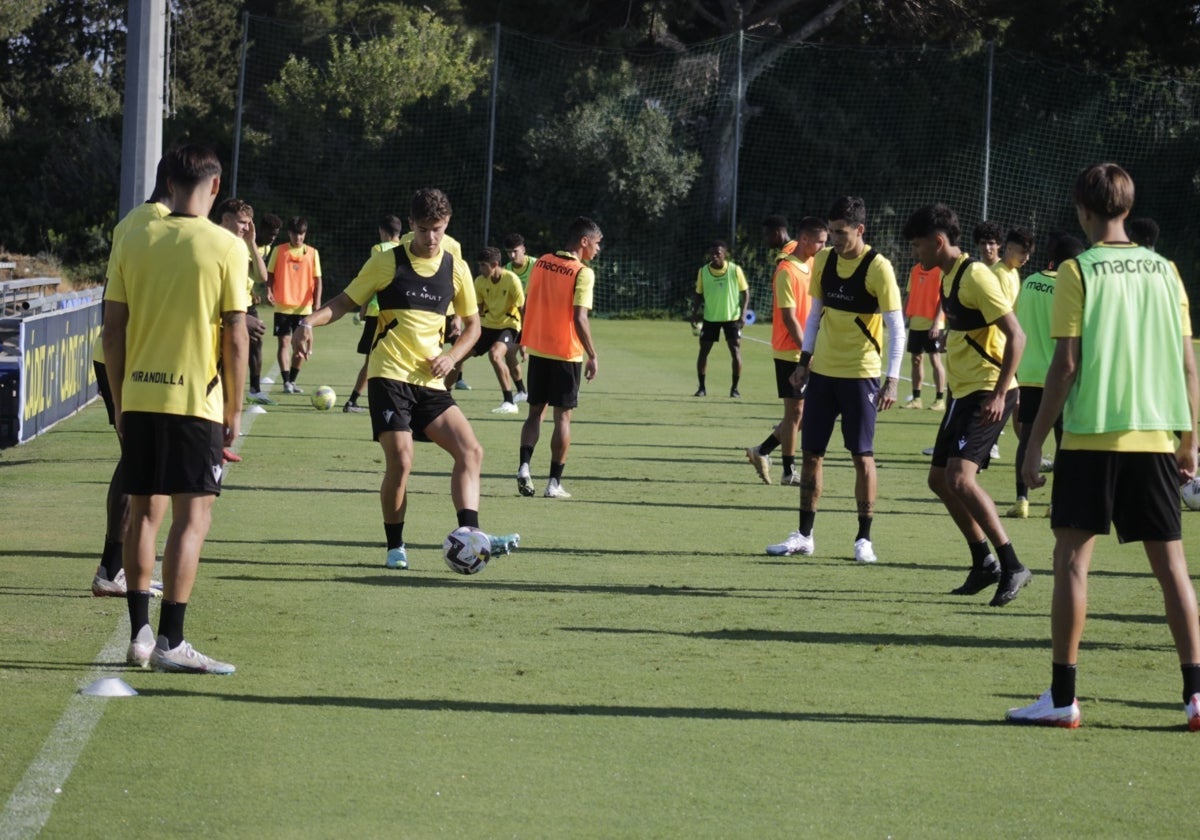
[[765, 530, 814, 556], [491, 401, 519, 414], [385, 546, 408, 570], [853, 538, 877, 564], [1005, 689, 1080, 728], [1187, 693, 1200, 732], [513, 391, 528, 404], [92, 567, 163, 598], [126, 624, 156, 669], [544, 481, 571, 499], [745, 446, 771, 484], [517, 464, 535, 497], [990, 443, 1001, 460], [149, 637, 236, 675]]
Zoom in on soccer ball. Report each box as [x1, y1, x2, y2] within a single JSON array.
[[442, 526, 492, 575], [311, 385, 336, 410], [1182, 478, 1200, 511]]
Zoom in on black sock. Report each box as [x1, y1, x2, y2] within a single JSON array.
[[759, 433, 780, 456], [968, 539, 992, 567], [994, 541, 1021, 572], [519, 445, 534, 470], [348, 390, 360, 405], [1183, 664, 1200, 702], [698, 374, 706, 390], [782, 455, 795, 476], [250, 376, 260, 392], [935, 391, 944, 400], [158, 600, 187, 649], [912, 388, 920, 400], [503, 389, 514, 404], [550, 462, 565, 482], [101, 539, 123, 579], [1051, 662, 1077, 708], [457, 509, 480, 529], [127, 590, 151, 641], [731, 375, 739, 389], [514, 379, 525, 393], [799, 509, 816, 537], [289, 367, 300, 384], [384, 522, 405, 550], [856, 516, 872, 542]]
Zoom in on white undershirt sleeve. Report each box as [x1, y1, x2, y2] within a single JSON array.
[[800, 299, 823, 355], [883, 308, 905, 380]]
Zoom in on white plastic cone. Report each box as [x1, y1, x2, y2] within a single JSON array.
[[81, 677, 138, 697]]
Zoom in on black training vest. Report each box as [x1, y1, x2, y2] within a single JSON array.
[[940, 257, 1001, 367], [373, 247, 455, 349], [820, 249, 882, 355]]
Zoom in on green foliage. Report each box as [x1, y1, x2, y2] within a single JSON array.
[[521, 63, 701, 224], [264, 9, 488, 143]]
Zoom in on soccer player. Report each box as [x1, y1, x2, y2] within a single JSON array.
[[90, 160, 172, 599], [267, 216, 322, 394], [516, 216, 601, 499], [503, 232, 536, 289], [1006, 231, 1084, 519], [248, 212, 281, 404], [973, 221, 1004, 269], [102, 143, 248, 673], [902, 203, 1030, 606], [689, 239, 748, 398], [345, 214, 402, 413], [215, 199, 270, 408], [899, 260, 946, 410], [744, 215, 827, 485], [471, 246, 526, 413], [291, 188, 518, 570], [991, 228, 1034, 305], [766, 197, 903, 564], [1007, 162, 1200, 730]]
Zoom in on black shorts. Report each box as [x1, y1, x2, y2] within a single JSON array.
[[120, 412, 224, 496], [800, 372, 879, 457], [700, 320, 741, 343], [356, 316, 379, 355], [774, 358, 804, 400], [368, 377, 456, 442], [1051, 450, 1182, 542], [274, 312, 307, 337], [906, 328, 944, 355], [94, 360, 115, 425], [930, 389, 1017, 469], [472, 327, 519, 357], [526, 355, 582, 408]]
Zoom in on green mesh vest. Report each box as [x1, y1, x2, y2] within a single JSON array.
[[1065, 245, 1190, 434]]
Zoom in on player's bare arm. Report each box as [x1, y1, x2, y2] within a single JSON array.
[[292, 293, 358, 359], [574, 305, 598, 380]]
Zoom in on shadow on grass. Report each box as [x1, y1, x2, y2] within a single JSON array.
[[130, 686, 1012, 726], [558, 625, 1171, 653], [0, 550, 101, 561]]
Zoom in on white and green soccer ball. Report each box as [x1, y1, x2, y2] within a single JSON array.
[[311, 385, 336, 410], [443, 526, 491, 575]]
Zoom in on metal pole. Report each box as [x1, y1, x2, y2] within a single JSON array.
[[118, 0, 166, 217], [730, 30, 743, 247], [482, 22, 501, 243], [230, 11, 250, 197], [982, 40, 994, 221]]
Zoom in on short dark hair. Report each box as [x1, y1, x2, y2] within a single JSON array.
[[477, 246, 502, 265], [287, 216, 308, 234], [502, 233, 525, 250], [710, 239, 729, 252], [1046, 231, 1086, 265], [148, 157, 172, 203], [1127, 217, 1160, 249], [828, 196, 866, 226], [1005, 227, 1035, 250], [257, 213, 282, 246], [1073, 162, 1135, 219], [761, 214, 789, 232], [902, 203, 961, 246], [796, 216, 828, 235], [379, 214, 403, 237], [215, 198, 251, 220], [163, 143, 222, 192], [973, 220, 1004, 243], [410, 188, 453, 223], [566, 216, 601, 245]]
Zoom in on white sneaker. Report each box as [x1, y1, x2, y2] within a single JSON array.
[[853, 538, 877, 564], [290, 384, 304, 394], [745, 446, 771, 485], [150, 637, 236, 675], [1005, 689, 1080, 728], [92, 567, 163, 597], [544, 481, 572, 499], [491, 401, 519, 414], [990, 443, 1001, 460], [514, 391, 528, 404], [765, 530, 814, 556], [1040, 457, 1054, 473], [282, 381, 295, 394], [517, 464, 535, 497], [1187, 693, 1200, 732], [126, 624, 155, 668]]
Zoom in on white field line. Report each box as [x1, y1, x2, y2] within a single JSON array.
[[0, 365, 278, 838]]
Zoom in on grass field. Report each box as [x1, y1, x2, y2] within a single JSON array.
[[2, 318, 1198, 838]]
